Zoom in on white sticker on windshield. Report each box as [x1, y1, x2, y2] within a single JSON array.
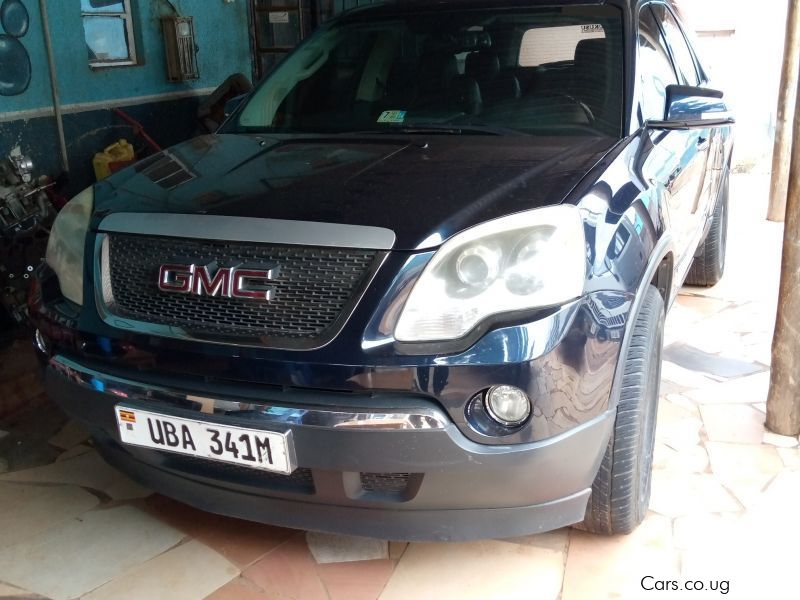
[[378, 110, 407, 124], [581, 24, 604, 34], [269, 11, 290, 24]]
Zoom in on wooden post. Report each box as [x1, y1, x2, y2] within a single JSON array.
[[766, 68, 800, 437], [767, 0, 800, 222]]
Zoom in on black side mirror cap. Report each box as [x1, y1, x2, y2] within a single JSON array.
[[647, 84, 734, 130], [224, 94, 248, 118]]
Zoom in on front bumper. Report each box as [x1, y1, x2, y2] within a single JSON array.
[[47, 354, 614, 541]]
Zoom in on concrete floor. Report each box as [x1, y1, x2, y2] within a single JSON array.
[[1, 174, 798, 600]]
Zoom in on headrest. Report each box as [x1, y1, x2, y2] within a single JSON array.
[[456, 31, 492, 51], [418, 52, 458, 91], [465, 50, 500, 80], [574, 39, 607, 71]]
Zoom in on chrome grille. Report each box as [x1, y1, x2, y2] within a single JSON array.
[[103, 233, 379, 344]]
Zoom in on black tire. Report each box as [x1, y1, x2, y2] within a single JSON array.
[[685, 171, 729, 287], [578, 285, 665, 535]]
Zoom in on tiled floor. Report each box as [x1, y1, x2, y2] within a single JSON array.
[[1, 174, 799, 599]]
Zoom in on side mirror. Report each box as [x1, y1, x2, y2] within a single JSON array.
[[224, 94, 247, 118], [648, 85, 734, 130]]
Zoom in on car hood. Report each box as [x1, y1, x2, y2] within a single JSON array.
[[97, 133, 617, 250]]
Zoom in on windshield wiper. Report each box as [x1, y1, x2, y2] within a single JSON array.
[[343, 123, 517, 136]]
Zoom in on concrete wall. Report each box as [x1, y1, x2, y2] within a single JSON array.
[[0, 0, 252, 194], [678, 0, 789, 172]]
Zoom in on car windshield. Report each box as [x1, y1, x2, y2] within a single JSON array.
[[226, 5, 624, 137]]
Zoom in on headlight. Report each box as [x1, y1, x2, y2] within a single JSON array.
[[46, 186, 94, 306], [394, 205, 586, 342]]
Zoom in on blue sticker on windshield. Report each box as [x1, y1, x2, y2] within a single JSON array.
[[378, 110, 407, 124]]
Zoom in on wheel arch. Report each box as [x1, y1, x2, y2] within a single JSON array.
[[608, 233, 674, 412]]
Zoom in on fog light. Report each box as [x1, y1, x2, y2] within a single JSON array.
[[485, 385, 531, 426]]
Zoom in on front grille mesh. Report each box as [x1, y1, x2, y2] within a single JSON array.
[[105, 233, 378, 341], [360, 472, 411, 494]]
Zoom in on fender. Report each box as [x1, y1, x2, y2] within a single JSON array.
[[607, 231, 675, 413]]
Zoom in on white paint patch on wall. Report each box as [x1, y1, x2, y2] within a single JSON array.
[[678, 0, 789, 172]]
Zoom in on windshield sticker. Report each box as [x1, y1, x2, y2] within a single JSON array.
[[581, 24, 604, 34], [378, 110, 407, 124], [268, 11, 290, 24]]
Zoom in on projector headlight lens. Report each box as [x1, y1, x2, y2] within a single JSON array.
[[395, 205, 586, 342]]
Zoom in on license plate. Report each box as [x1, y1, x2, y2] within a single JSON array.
[[115, 406, 296, 474]]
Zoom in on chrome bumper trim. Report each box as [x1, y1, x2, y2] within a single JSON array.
[[49, 355, 449, 431]]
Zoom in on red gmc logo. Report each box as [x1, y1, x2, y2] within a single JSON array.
[[158, 263, 277, 300]]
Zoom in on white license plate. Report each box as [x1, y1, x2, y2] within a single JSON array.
[[115, 406, 296, 474]]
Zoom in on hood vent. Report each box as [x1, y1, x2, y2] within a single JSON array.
[[135, 151, 196, 190]]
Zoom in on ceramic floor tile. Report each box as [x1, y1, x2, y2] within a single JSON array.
[[673, 513, 742, 551], [649, 471, 741, 518], [562, 513, 679, 600], [144, 495, 295, 568], [663, 393, 701, 418], [0, 482, 98, 549], [379, 540, 564, 600], [205, 578, 277, 600], [776, 446, 800, 468], [685, 371, 771, 405], [83, 540, 239, 600], [503, 529, 569, 553], [1, 449, 154, 501], [0, 581, 44, 599], [762, 431, 799, 448], [55, 444, 92, 462], [316, 559, 394, 600], [387, 542, 407, 560], [699, 404, 765, 444], [660, 360, 717, 390], [103, 477, 153, 501], [306, 532, 388, 564], [0, 450, 118, 493], [706, 442, 785, 507], [674, 294, 733, 317], [243, 534, 328, 600], [679, 476, 800, 599], [652, 443, 710, 474], [655, 399, 704, 452], [0, 505, 184, 600], [663, 343, 764, 379], [47, 420, 89, 451]]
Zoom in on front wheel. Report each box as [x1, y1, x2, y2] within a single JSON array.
[[578, 285, 665, 535]]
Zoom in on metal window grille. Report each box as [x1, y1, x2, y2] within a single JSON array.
[[161, 16, 200, 82]]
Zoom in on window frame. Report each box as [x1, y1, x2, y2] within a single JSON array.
[[651, 3, 701, 87], [635, 2, 680, 123], [81, 0, 139, 69]]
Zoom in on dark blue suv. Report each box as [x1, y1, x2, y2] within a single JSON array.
[[33, 0, 733, 541]]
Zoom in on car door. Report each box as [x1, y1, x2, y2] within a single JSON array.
[[656, 4, 721, 235], [636, 3, 712, 279]]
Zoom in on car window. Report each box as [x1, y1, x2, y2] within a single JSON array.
[[230, 6, 625, 137], [650, 4, 699, 86], [518, 24, 605, 67], [637, 5, 679, 122]]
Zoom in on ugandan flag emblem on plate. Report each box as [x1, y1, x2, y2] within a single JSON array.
[[118, 409, 136, 424]]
